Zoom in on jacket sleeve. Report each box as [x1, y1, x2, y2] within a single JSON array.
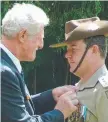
[[1, 66, 64, 122], [31, 90, 56, 114]]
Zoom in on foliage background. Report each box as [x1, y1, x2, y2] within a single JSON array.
[[1, 1, 108, 94]]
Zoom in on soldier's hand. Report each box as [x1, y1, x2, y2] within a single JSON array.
[[54, 91, 78, 119], [52, 85, 78, 102]]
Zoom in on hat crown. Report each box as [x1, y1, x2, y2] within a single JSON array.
[[65, 17, 100, 39]]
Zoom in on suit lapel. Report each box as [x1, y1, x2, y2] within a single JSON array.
[[1, 48, 35, 114], [1, 48, 18, 72]]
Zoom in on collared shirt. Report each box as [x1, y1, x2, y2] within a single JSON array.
[[68, 65, 108, 122], [0, 43, 22, 73], [77, 64, 108, 122], [77, 64, 108, 90]]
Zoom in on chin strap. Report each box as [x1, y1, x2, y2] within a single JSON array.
[[73, 47, 89, 73]]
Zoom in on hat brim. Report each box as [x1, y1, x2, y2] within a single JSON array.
[[49, 41, 67, 48]]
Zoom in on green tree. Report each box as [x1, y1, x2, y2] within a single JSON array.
[[1, 1, 108, 93]]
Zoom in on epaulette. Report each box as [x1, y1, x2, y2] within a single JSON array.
[[98, 74, 108, 88]]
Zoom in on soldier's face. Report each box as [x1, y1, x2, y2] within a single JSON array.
[[65, 40, 91, 76]]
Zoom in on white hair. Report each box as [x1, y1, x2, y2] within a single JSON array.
[[2, 3, 49, 39]]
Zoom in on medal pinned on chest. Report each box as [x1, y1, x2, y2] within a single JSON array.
[[68, 104, 87, 122]]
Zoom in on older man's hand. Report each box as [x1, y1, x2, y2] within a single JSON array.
[[55, 91, 78, 119], [52, 85, 78, 102]]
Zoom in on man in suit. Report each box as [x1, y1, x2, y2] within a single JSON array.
[[1, 3, 79, 122], [50, 17, 108, 122]]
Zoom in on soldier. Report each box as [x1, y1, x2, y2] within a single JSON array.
[[50, 17, 108, 122]]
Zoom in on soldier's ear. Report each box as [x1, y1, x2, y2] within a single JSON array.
[[18, 30, 27, 43], [92, 45, 99, 54]]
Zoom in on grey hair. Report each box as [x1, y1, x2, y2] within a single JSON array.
[[2, 3, 49, 39], [84, 35, 108, 58]]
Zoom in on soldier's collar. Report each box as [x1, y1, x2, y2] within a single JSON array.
[[76, 64, 108, 91]]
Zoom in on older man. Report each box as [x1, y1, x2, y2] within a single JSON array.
[[50, 17, 108, 122], [1, 3, 79, 122]]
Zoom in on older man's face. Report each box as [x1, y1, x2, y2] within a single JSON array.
[[20, 27, 44, 61], [65, 40, 91, 76]]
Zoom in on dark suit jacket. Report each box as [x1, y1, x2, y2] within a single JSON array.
[[1, 48, 64, 122]]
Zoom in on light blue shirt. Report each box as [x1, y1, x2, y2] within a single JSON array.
[[0, 43, 22, 73]]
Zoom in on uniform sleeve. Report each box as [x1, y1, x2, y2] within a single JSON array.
[[96, 87, 108, 122], [1, 66, 64, 122]]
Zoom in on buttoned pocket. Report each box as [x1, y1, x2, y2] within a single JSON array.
[[86, 109, 97, 122], [86, 109, 91, 122]]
